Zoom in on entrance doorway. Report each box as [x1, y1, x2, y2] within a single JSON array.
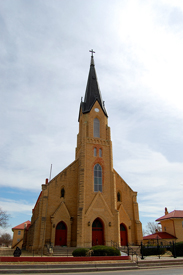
[[55, 221, 67, 246], [120, 223, 127, 246], [92, 218, 104, 246]]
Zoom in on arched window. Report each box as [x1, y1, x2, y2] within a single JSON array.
[[61, 188, 65, 198], [117, 192, 121, 202], [99, 148, 102, 157], [94, 147, 97, 157], [94, 164, 102, 192], [94, 118, 100, 138]]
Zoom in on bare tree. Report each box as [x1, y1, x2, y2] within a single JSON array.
[[142, 228, 147, 236], [0, 233, 12, 247], [0, 208, 9, 228], [145, 222, 161, 235]]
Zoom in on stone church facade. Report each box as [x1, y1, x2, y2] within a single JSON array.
[[26, 54, 142, 251]]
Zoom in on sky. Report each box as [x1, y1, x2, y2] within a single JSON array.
[[0, 0, 183, 237]]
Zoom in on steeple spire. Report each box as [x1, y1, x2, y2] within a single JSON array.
[[79, 51, 108, 120]]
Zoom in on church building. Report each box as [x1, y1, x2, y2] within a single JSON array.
[[26, 52, 142, 251]]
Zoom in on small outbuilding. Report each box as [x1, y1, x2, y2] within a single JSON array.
[[143, 207, 183, 245], [12, 221, 31, 249]]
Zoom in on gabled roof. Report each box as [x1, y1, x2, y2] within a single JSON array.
[[12, 220, 31, 230], [156, 210, 183, 221], [79, 55, 108, 121], [143, 232, 176, 240]]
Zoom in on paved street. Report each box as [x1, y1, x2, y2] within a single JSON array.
[[1, 267, 183, 275], [69, 269, 183, 275]]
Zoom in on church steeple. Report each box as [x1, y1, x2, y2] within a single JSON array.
[[79, 50, 108, 120]]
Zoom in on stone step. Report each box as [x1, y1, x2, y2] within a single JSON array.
[[0, 249, 13, 256], [52, 246, 76, 256], [119, 246, 141, 256]]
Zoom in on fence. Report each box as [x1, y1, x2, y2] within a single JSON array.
[[141, 241, 177, 259]]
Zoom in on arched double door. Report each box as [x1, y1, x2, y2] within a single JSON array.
[[120, 223, 127, 246], [92, 218, 104, 246], [55, 221, 67, 246]]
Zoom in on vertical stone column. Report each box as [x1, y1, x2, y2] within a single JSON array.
[[112, 173, 120, 245], [38, 184, 48, 250], [133, 193, 143, 244], [76, 122, 86, 247]]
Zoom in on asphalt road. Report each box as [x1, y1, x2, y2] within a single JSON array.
[[1, 267, 183, 275], [71, 268, 183, 275]]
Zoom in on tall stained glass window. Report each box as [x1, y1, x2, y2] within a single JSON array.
[[94, 164, 102, 192]]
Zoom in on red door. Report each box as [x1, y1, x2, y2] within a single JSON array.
[[55, 221, 67, 246], [92, 218, 104, 246], [120, 224, 127, 246]]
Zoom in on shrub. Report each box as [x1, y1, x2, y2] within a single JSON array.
[[91, 245, 121, 256], [141, 246, 166, 256], [72, 248, 89, 257]]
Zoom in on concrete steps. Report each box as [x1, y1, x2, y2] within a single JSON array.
[[52, 246, 75, 256], [1, 255, 183, 274], [1, 259, 183, 274], [119, 245, 141, 256], [0, 248, 13, 256]]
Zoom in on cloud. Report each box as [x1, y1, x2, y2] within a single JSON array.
[[0, 0, 183, 231], [0, 198, 34, 236], [0, 198, 33, 214]]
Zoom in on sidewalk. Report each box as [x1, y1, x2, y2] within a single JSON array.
[[138, 255, 183, 261], [0, 255, 183, 274]]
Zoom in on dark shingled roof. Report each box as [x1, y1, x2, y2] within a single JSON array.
[[79, 56, 108, 121]]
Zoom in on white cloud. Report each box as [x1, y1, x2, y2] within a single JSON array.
[[0, 198, 33, 217], [0, 0, 183, 230]]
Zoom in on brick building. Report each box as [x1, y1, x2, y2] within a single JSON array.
[[26, 53, 142, 251]]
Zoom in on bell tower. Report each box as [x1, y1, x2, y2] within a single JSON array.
[[76, 50, 118, 247]]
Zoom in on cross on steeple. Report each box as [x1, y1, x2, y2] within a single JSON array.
[[89, 49, 95, 57]]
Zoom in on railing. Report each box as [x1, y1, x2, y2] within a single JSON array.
[[141, 241, 177, 259], [111, 240, 119, 249], [12, 238, 23, 249], [111, 241, 141, 262]]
